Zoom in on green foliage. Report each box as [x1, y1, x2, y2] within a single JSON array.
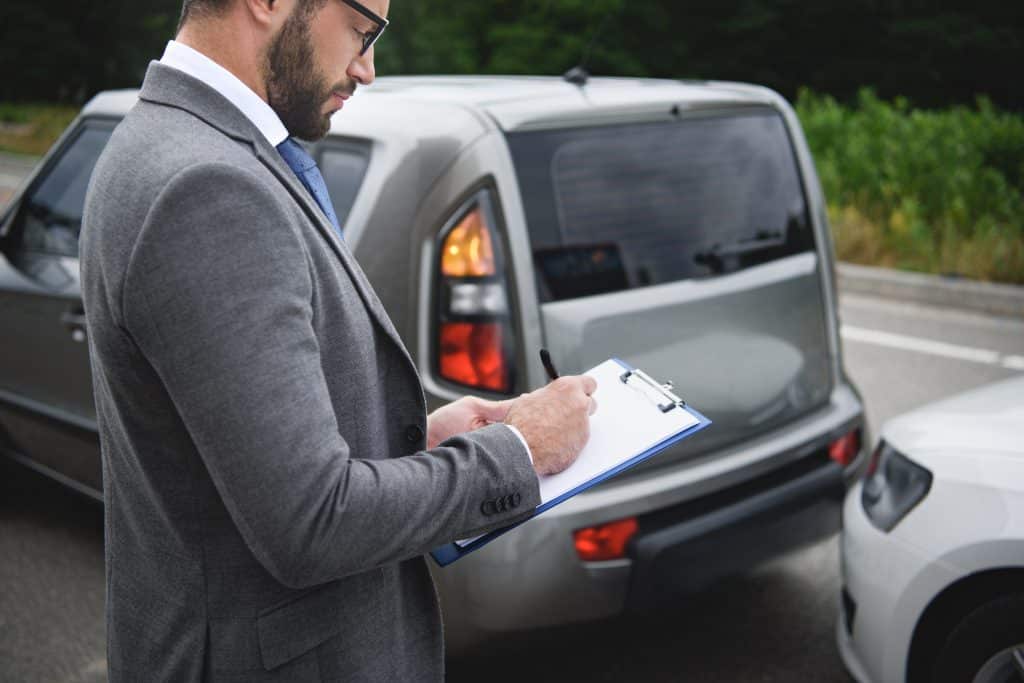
[[0, 0, 177, 103], [374, 0, 1023, 113], [797, 89, 1024, 283], [1, 0, 1022, 112], [374, 0, 644, 78], [0, 103, 79, 156]]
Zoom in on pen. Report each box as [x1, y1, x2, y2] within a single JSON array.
[[540, 348, 559, 381]]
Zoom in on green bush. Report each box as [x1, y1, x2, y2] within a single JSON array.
[[0, 103, 79, 156], [796, 88, 1024, 284]]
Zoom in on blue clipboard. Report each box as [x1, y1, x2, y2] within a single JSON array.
[[430, 358, 712, 567]]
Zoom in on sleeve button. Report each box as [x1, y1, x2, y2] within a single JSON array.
[[405, 424, 424, 444]]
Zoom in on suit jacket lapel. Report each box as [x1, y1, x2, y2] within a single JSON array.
[[252, 140, 412, 356], [137, 62, 412, 360]]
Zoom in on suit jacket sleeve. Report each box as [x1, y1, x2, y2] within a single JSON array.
[[121, 162, 541, 588]]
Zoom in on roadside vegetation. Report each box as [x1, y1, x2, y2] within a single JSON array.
[[797, 89, 1024, 284], [1, 92, 1022, 284], [0, 103, 79, 156]]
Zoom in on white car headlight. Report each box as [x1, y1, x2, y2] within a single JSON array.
[[861, 441, 933, 532]]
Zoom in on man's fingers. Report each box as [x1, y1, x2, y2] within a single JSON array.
[[588, 396, 598, 416], [580, 375, 598, 396], [477, 397, 516, 422]]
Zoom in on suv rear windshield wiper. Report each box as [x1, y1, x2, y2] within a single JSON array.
[[694, 231, 785, 274]]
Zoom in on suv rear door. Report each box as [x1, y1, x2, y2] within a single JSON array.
[[0, 118, 114, 495], [506, 108, 832, 468]]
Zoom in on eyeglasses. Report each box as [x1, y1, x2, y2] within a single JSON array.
[[340, 0, 389, 56]]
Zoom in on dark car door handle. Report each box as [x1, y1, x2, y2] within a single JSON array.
[[60, 310, 88, 343]]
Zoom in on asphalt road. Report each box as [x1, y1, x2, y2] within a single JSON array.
[[2, 289, 1021, 683]]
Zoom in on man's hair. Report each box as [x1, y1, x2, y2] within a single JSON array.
[[177, 0, 231, 32], [177, 0, 327, 33]]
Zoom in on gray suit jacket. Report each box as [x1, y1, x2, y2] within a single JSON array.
[[79, 62, 540, 682]]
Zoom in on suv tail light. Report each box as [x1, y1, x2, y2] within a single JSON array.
[[436, 191, 516, 393], [829, 428, 861, 467], [573, 517, 638, 561]]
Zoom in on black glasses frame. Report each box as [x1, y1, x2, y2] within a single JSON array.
[[340, 0, 389, 56]]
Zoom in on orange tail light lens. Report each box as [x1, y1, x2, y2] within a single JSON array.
[[829, 429, 861, 467], [573, 517, 639, 562], [441, 207, 496, 277], [439, 322, 509, 392], [436, 193, 516, 394]]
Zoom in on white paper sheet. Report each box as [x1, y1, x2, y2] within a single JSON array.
[[536, 359, 699, 504]]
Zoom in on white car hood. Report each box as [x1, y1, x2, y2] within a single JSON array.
[[883, 375, 1024, 465]]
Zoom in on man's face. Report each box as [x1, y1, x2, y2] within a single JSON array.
[[263, 0, 387, 141]]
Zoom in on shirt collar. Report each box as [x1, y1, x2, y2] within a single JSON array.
[[159, 40, 289, 147]]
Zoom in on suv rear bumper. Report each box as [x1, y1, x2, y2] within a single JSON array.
[[627, 454, 844, 611], [433, 382, 865, 651]]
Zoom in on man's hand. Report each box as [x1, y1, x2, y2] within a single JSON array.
[[505, 376, 598, 476], [426, 396, 516, 450]]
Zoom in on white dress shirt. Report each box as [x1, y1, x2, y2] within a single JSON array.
[[159, 40, 289, 147], [157, 41, 535, 468]]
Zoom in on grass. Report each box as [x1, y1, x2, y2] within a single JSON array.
[[0, 103, 80, 156], [796, 88, 1024, 285]]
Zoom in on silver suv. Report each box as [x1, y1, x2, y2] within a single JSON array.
[[0, 74, 866, 651]]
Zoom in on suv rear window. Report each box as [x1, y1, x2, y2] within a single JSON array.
[[507, 110, 815, 302]]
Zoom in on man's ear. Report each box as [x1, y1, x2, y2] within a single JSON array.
[[241, 0, 289, 30]]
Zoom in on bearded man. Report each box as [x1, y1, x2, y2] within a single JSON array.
[[79, 0, 597, 680]]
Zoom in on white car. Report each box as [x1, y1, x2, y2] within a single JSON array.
[[838, 375, 1024, 683]]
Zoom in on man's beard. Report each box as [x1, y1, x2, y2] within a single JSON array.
[[263, 7, 348, 141]]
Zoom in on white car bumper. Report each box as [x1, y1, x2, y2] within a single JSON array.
[[836, 608, 873, 683], [839, 481, 941, 683]]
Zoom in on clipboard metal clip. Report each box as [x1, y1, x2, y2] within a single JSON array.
[[619, 367, 686, 413]]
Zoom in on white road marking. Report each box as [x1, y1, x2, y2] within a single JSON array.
[[840, 293, 1024, 332], [0, 172, 25, 187], [841, 325, 1024, 372]]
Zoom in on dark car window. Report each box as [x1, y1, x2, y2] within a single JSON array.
[[15, 122, 114, 258], [318, 140, 371, 231], [506, 110, 815, 302]]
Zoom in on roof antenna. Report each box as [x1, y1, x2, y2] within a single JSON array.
[[563, 11, 614, 87]]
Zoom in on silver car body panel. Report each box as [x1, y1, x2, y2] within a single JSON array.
[[536, 251, 832, 467]]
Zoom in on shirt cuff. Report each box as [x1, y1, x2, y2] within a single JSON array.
[[502, 423, 533, 466]]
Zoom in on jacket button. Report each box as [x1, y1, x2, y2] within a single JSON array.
[[481, 500, 497, 516], [510, 493, 521, 508], [405, 424, 424, 444]]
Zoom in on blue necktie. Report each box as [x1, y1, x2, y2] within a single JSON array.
[[276, 138, 342, 239]]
